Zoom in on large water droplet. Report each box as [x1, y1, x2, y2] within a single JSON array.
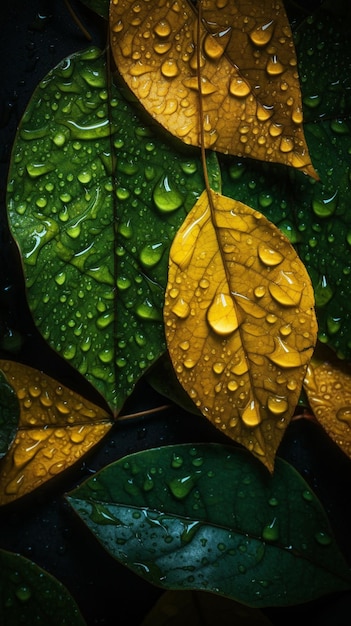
[[153, 175, 183, 212], [229, 76, 251, 97], [258, 243, 283, 267], [207, 293, 239, 336], [241, 400, 261, 426], [139, 242, 164, 268]]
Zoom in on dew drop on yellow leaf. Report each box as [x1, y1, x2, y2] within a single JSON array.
[[304, 359, 351, 460], [0, 360, 113, 505], [164, 190, 317, 471], [110, 0, 318, 178]]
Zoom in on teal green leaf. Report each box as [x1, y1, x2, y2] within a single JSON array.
[[220, 7, 351, 360], [0, 371, 19, 459], [0, 548, 86, 626], [67, 443, 351, 608], [6, 46, 208, 415]]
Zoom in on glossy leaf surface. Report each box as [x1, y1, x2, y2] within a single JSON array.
[[141, 590, 273, 626], [0, 548, 86, 626], [67, 443, 351, 607], [110, 0, 317, 177], [0, 371, 19, 460], [6, 46, 207, 414], [164, 190, 317, 471], [0, 360, 112, 505], [304, 359, 351, 460], [220, 6, 351, 360]]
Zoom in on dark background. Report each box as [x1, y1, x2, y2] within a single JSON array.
[[1, 1, 351, 624]]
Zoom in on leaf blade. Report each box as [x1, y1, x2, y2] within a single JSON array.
[[0, 360, 113, 505], [164, 190, 317, 470], [110, 0, 317, 176], [67, 443, 351, 607]]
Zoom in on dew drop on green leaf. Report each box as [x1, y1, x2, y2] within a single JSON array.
[[153, 174, 183, 212]]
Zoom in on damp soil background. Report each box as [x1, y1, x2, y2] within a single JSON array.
[[1, 1, 351, 625]]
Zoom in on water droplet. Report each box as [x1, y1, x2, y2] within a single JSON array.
[[262, 517, 279, 542], [161, 59, 180, 77], [168, 474, 197, 499], [312, 191, 338, 218], [258, 243, 283, 266], [15, 585, 32, 602], [153, 41, 172, 55], [171, 453, 184, 469], [314, 274, 333, 307], [269, 271, 301, 306], [336, 407, 351, 424], [229, 76, 251, 97], [207, 293, 239, 336], [249, 20, 274, 47], [153, 174, 183, 212], [269, 337, 305, 368], [203, 33, 226, 60], [139, 242, 164, 268], [314, 530, 332, 546], [154, 18, 172, 38], [136, 300, 162, 321], [241, 400, 261, 426], [266, 55, 284, 76], [267, 395, 288, 415], [279, 136, 294, 153], [213, 361, 225, 374], [171, 297, 190, 319], [254, 285, 266, 298]]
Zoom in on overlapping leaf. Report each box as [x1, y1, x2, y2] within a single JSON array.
[[304, 359, 351, 460], [110, 0, 317, 177], [67, 443, 351, 606], [164, 190, 317, 471], [0, 360, 112, 505], [0, 371, 19, 460], [6, 46, 208, 415], [0, 549, 86, 626]]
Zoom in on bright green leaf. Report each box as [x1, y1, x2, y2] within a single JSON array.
[[0, 548, 86, 626], [67, 443, 351, 607], [6, 46, 209, 415]]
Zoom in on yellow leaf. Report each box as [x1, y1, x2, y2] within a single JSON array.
[[164, 190, 317, 471], [110, 0, 318, 178], [0, 360, 113, 505], [304, 359, 351, 460]]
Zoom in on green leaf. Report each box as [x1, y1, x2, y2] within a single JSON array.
[[0, 548, 86, 626], [67, 443, 351, 608], [6, 46, 208, 415], [0, 371, 19, 460], [220, 7, 351, 360]]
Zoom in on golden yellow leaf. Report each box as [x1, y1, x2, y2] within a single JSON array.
[[304, 359, 351, 460], [110, 0, 318, 178], [0, 360, 113, 505], [164, 190, 317, 471]]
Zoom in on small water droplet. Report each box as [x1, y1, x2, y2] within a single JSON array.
[[139, 242, 164, 268], [267, 395, 288, 415], [15, 585, 32, 602], [258, 243, 283, 266], [336, 407, 351, 424], [249, 20, 275, 47], [153, 174, 183, 212], [229, 76, 251, 97], [314, 530, 332, 546], [262, 517, 279, 542], [266, 55, 284, 76], [154, 18, 172, 38], [168, 474, 197, 499], [172, 297, 190, 319], [161, 58, 180, 77]]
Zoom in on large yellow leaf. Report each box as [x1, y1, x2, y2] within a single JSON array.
[[0, 360, 113, 505], [304, 359, 351, 461], [110, 0, 317, 178], [164, 190, 317, 471]]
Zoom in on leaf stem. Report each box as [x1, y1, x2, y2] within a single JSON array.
[[196, 1, 213, 201], [63, 0, 92, 41], [117, 404, 172, 421]]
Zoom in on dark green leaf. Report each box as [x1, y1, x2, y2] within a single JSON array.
[[0, 371, 19, 460], [6, 46, 209, 415], [220, 8, 351, 360], [0, 549, 86, 626], [67, 443, 351, 607]]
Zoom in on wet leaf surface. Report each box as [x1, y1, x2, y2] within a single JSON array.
[[220, 6, 351, 360], [164, 190, 317, 471], [6, 46, 208, 415], [141, 589, 274, 626], [0, 548, 86, 626], [304, 359, 351, 460], [110, 0, 317, 177], [67, 443, 351, 607], [0, 360, 113, 505]]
